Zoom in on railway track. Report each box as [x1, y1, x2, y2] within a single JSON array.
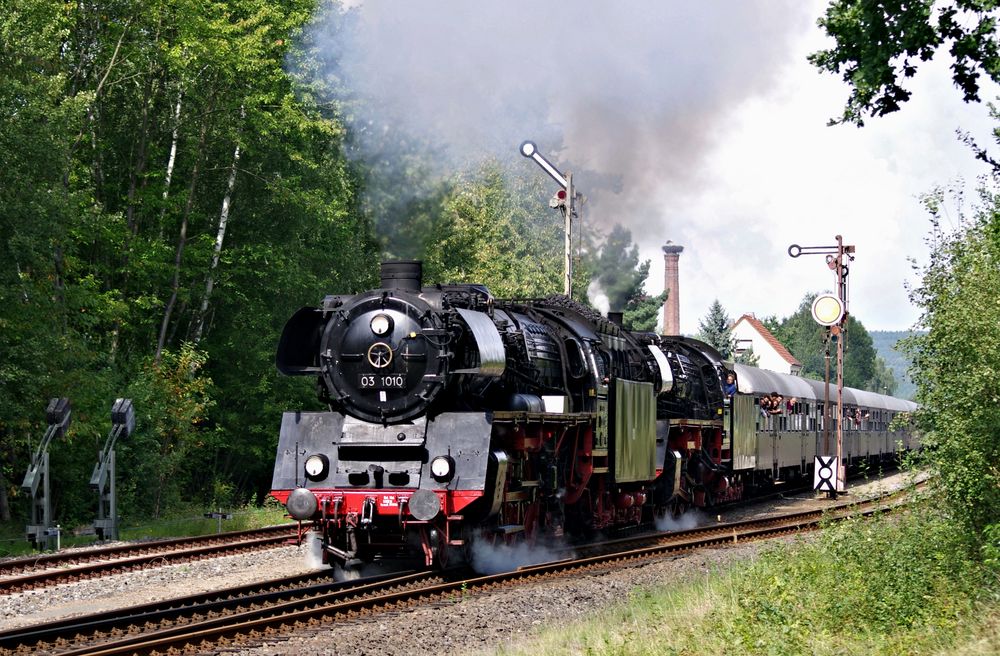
[[0, 469, 905, 598], [0, 524, 298, 594], [0, 489, 917, 656]]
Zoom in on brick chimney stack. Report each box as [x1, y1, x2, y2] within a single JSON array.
[[662, 242, 684, 335]]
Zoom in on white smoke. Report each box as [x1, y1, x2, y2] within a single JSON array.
[[588, 279, 610, 314], [298, 0, 813, 240], [470, 536, 574, 575], [303, 530, 327, 570], [654, 509, 704, 533]]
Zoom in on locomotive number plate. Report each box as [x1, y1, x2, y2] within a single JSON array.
[[359, 374, 405, 389]]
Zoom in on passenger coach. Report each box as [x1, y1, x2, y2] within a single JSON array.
[[726, 363, 918, 488]]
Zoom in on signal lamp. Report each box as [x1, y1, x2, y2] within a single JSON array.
[[811, 294, 844, 327]]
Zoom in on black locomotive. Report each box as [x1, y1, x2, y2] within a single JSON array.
[[270, 261, 916, 569]]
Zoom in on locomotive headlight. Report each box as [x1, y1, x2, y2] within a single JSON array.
[[370, 313, 392, 336], [304, 454, 329, 481], [430, 455, 455, 482]]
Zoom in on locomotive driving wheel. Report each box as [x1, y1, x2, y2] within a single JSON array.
[[668, 494, 690, 519]]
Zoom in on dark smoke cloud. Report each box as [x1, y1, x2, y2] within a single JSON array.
[[308, 1, 812, 237]]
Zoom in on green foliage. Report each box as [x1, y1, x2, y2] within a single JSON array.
[[118, 498, 289, 540], [984, 523, 1000, 573], [423, 162, 584, 299], [870, 330, 918, 399], [810, 0, 1000, 126], [0, 0, 379, 529], [734, 346, 759, 367], [730, 511, 981, 647], [695, 300, 760, 365], [697, 299, 734, 358], [592, 225, 650, 311], [623, 291, 667, 332], [122, 345, 216, 519], [499, 504, 998, 656], [903, 187, 1000, 538], [868, 353, 899, 397]]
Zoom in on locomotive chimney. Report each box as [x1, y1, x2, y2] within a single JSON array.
[[662, 242, 684, 335], [607, 311, 624, 327], [380, 260, 423, 292]]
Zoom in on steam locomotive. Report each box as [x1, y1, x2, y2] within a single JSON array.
[[270, 261, 916, 569]]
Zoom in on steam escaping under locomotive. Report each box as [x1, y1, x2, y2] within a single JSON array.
[[270, 261, 917, 570]]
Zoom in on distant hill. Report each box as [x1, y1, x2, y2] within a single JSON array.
[[870, 330, 922, 400]]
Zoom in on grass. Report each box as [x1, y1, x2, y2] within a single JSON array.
[[496, 498, 1000, 656], [0, 499, 290, 557], [118, 499, 290, 541]]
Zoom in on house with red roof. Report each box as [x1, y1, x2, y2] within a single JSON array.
[[731, 314, 802, 376]]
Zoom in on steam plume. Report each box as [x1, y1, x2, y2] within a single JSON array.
[[304, 1, 811, 242]]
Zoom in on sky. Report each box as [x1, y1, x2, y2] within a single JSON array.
[[318, 1, 998, 334]]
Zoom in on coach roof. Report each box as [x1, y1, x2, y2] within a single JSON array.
[[731, 363, 917, 412]]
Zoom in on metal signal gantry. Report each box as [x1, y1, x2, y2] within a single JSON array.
[[90, 398, 135, 541], [788, 236, 855, 497], [22, 398, 71, 550]]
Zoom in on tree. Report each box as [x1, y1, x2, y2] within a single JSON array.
[[734, 347, 760, 367], [869, 356, 898, 396], [903, 187, 1000, 542], [842, 315, 879, 389], [623, 292, 667, 332], [697, 299, 734, 358], [122, 344, 216, 519], [583, 223, 666, 331], [423, 162, 590, 299], [810, 0, 1000, 128], [694, 300, 761, 364], [0, 0, 378, 526], [592, 225, 649, 310], [0, 0, 127, 525]]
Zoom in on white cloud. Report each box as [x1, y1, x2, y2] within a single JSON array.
[[639, 6, 997, 334]]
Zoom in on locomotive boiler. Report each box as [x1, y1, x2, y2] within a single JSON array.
[[270, 261, 730, 568]]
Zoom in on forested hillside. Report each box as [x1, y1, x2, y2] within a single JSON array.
[[869, 330, 918, 400]]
